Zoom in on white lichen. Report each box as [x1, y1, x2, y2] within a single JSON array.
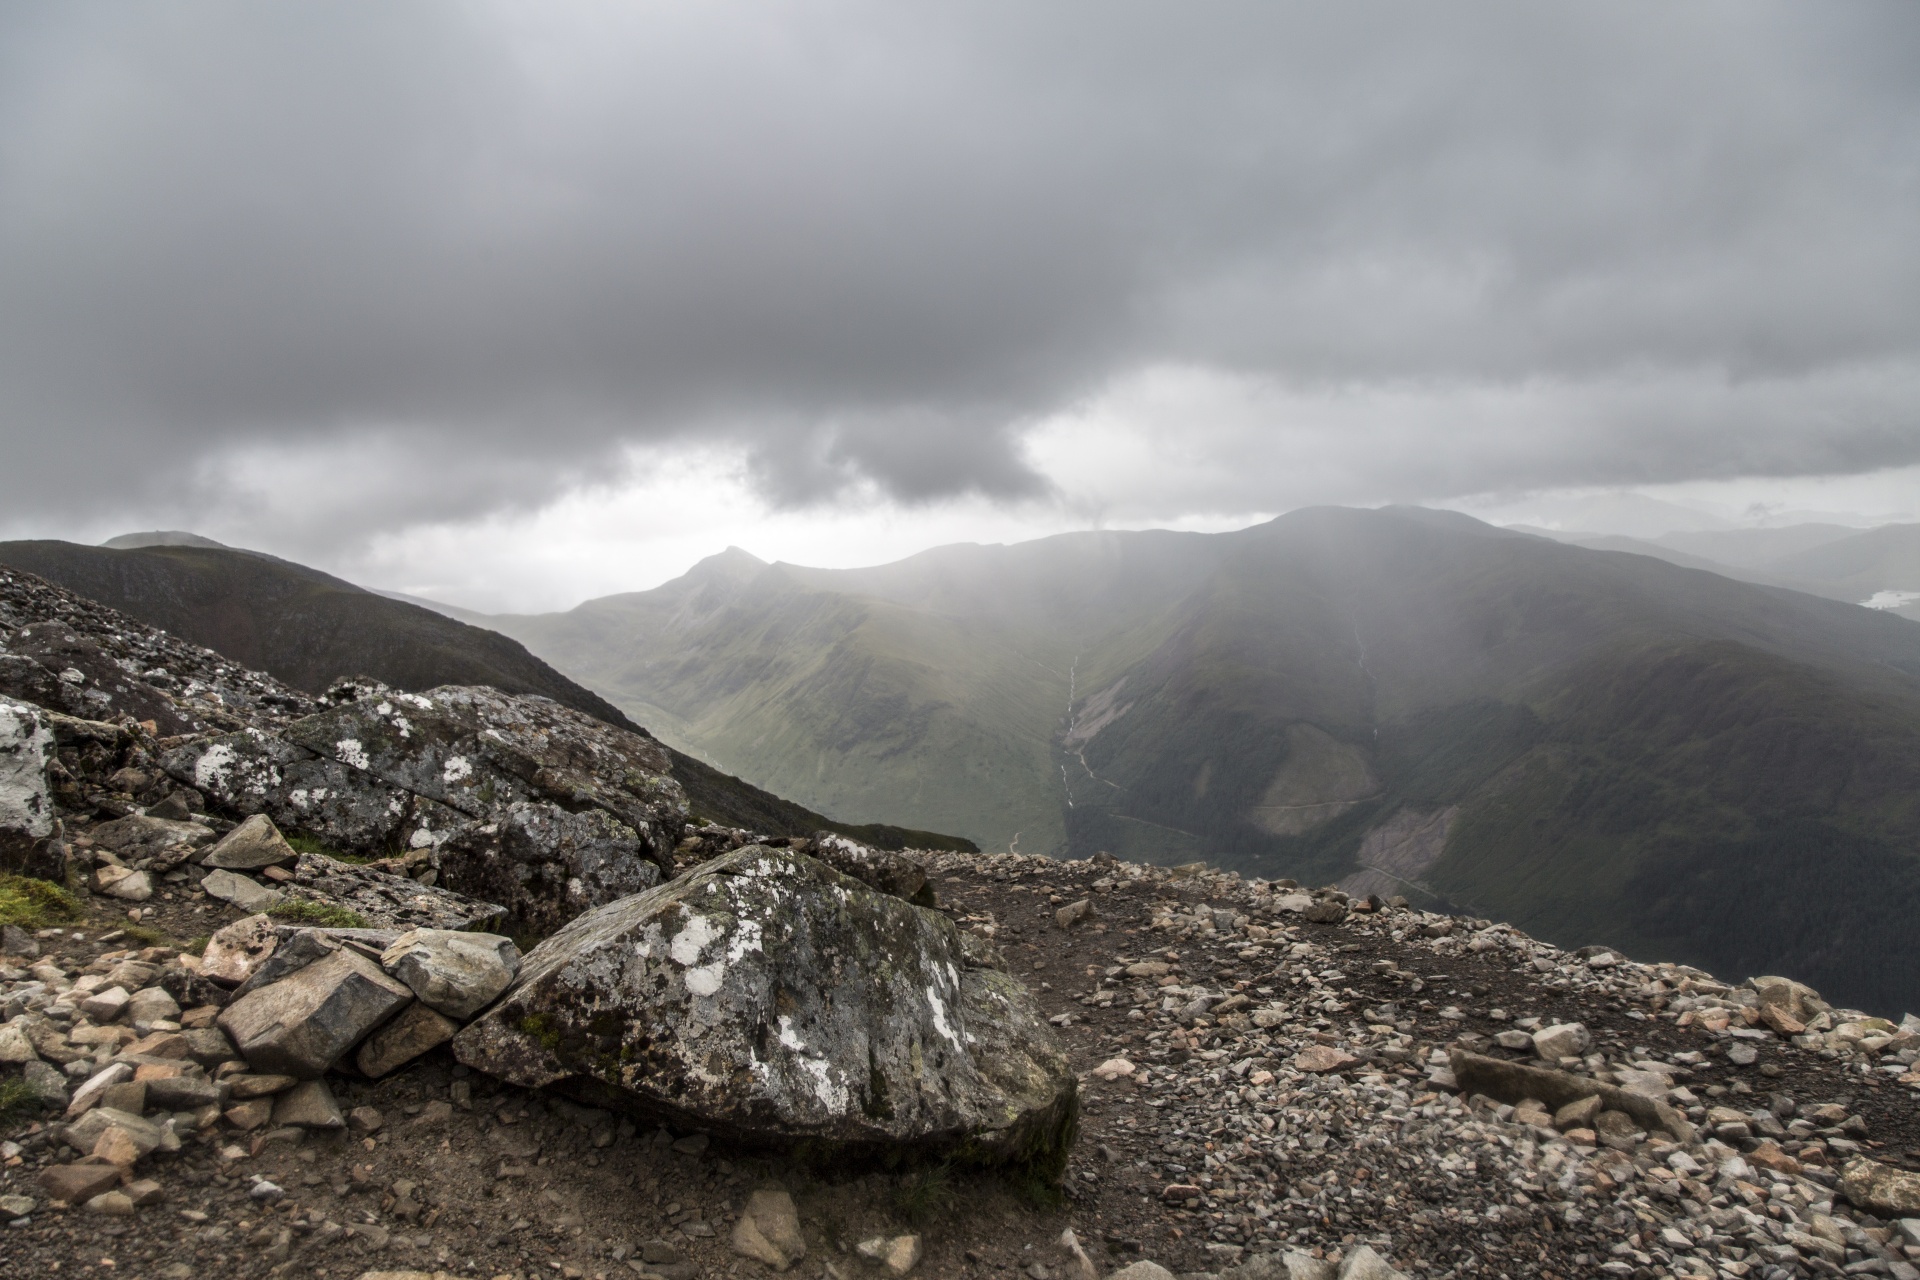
[[335, 738, 371, 771], [442, 755, 473, 783]]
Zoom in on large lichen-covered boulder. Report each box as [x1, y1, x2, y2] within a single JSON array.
[[284, 684, 685, 866], [0, 695, 55, 872], [162, 728, 439, 854], [453, 846, 1076, 1170]]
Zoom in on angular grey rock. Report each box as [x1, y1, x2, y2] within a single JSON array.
[[217, 946, 414, 1078], [1530, 1022, 1591, 1061], [65, 1063, 133, 1118], [809, 831, 933, 904], [21, 1058, 70, 1109], [731, 1186, 806, 1270], [433, 802, 660, 938], [144, 1073, 221, 1111], [454, 847, 1076, 1168], [354, 1002, 460, 1078], [1303, 899, 1348, 924], [63, 1106, 165, 1161], [379, 928, 519, 1019], [1, 922, 37, 958], [199, 814, 297, 870], [1335, 1246, 1405, 1280], [1107, 1265, 1178, 1280], [271, 1078, 345, 1129], [231, 928, 340, 998], [125, 986, 181, 1029], [200, 868, 283, 913], [200, 914, 281, 986], [93, 866, 153, 901], [86, 814, 216, 868]]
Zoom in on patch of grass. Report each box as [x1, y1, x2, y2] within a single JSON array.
[[0, 1077, 49, 1127], [0, 875, 83, 931], [119, 923, 170, 947], [893, 1162, 954, 1227], [267, 898, 369, 929], [284, 833, 374, 865], [184, 933, 212, 956]]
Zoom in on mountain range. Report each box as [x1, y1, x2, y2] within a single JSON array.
[[6, 509, 1920, 1012], [462, 507, 1920, 1013]]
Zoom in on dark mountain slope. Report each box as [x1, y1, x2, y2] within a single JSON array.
[[0, 539, 972, 852]]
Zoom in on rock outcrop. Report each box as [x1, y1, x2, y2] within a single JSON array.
[[0, 695, 55, 872], [454, 846, 1076, 1169]]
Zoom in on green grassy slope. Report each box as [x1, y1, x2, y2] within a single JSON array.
[[484, 507, 1920, 1012], [0, 540, 975, 851]]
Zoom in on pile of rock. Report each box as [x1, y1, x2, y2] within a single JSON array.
[[7, 914, 520, 1216]]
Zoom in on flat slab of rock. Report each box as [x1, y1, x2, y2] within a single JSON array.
[[454, 846, 1075, 1168], [1449, 1050, 1694, 1142], [87, 813, 216, 868], [1841, 1158, 1920, 1217], [379, 928, 519, 1019], [218, 947, 414, 1078], [201, 868, 283, 913], [285, 851, 506, 933]]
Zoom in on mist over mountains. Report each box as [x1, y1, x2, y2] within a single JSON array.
[[469, 507, 1920, 1012], [7, 507, 1920, 1012]]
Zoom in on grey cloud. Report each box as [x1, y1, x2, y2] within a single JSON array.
[[2, 0, 1918, 534]]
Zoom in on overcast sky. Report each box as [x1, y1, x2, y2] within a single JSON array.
[[3, 1, 1918, 610]]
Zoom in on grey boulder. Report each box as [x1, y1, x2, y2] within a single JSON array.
[[200, 868, 283, 913], [379, 928, 519, 1019], [0, 695, 54, 868], [454, 846, 1076, 1171], [217, 946, 414, 1078], [432, 802, 661, 939]]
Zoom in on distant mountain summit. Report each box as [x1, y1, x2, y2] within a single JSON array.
[[101, 529, 231, 550], [480, 506, 1920, 1013]]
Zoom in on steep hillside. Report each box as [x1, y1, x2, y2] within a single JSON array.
[[0, 539, 973, 852], [481, 508, 1920, 1012]]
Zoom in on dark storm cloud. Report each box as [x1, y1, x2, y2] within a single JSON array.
[[2, 0, 1918, 530]]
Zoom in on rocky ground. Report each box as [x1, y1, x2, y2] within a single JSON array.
[[5, 846, 1920, 1280]]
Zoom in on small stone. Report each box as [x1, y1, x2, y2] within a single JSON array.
[[1553, 1094, 1603, 1131], [199, 914, 280, 985], [0, 1022, 38, 1064], [1293, 1045, 1357, 1073], [85, 1190, 136, 1216], [1303, 899, 1348, 924], [672, 1132, 709, 1156], [65, 1063, 133, 1117], [1492, 1030, 1533, 1050], [37, 1162, 121, 1205], [1106, 1265, 1177, 1280], [97, 868, 155, 902], [1727, 1043, 1759, 1066], [199, 868, 282, 913], [199, 814, 298, 870], [1, 922, 38, 958], [80, 985, 132, 1022], [1054, 899, 1093, 929], [99, 1081, 148, 1115], [21, 1059, 69, 1108], [1531, 1022, 1591, 1061], [272, 1078, 346, 1130], [378, 928, 520, 1019], [225, 1098, 275, 1131], [248, 1178, 284, 1201], [355, 1002, 460, 1079], [856, 1235, 922, 1276], [1335, 1245, 1407, 1280], [127, 986, 182, 1029], [730, 1187, 806, 1270], [0, 1193, 34, 1216], [227, 1073, 300, 1099], [347, 1105, 385, 1133], [124, 1178, 164, 1206]]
